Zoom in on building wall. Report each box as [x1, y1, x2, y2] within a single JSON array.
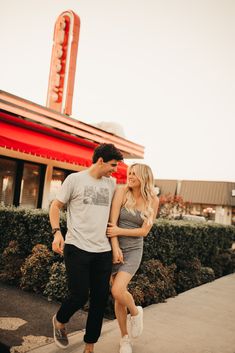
[[215, 206, 232, 225], [155, 178, 235, 226]]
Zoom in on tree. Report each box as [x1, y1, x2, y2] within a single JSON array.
[[158, 194, 190, 219]]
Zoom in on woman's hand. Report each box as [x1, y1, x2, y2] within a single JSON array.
[[106, 223, 121, 237], [112, 247, 124, 264]]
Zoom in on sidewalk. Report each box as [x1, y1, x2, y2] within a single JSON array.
[[0, 283, 87, 352], [29, 273, 235, 353]]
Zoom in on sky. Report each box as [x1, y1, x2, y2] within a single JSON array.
[[1, 0, 234, 182]]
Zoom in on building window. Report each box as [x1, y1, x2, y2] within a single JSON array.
[[49, 168, 67, 203], [0, 158, 17, 206], [202, 205, 216, 221], [49, 168, 75, 203], [19, 163, 41, 209], [0, 157, 45, 209]]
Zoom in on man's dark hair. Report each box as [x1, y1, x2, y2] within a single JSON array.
[[92, 143, 123, 163]]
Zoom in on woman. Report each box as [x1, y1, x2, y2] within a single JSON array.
[[107, 163, 159, 353]]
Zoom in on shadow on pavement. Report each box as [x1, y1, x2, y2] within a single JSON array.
[[0, 283, 88, 350], [0, 341, 10, 353]]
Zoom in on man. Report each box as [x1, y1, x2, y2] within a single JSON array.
[[49, 143, 123, 353]]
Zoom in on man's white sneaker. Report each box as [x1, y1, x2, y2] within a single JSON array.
[[120, 335, 132, 353], [130, 306, 143, 338]]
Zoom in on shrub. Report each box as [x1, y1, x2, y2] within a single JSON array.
[[0, 206, 234, 310], [0, 206, 67, 256], [143, 219, 235, 267], [129, 259, 176, 307], [210, 249, 235, 278], [43, 262, 69, 302], [158, 194, 188, 220], [20, 244, 53, 293], [1, 206, 234, 270], [0, 207, 28, 254], [174, 258, 215, 293], [199, 267, 215, 284], [0, 240, 24, 285]]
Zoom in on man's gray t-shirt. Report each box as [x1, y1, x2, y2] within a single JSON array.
[[56, 170, 116, 253]]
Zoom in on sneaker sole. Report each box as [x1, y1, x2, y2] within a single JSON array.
[[52, 315, 69, 349]]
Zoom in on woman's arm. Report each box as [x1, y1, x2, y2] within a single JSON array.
[[107, 196, 159, 238], [108, 186, 126, 263]]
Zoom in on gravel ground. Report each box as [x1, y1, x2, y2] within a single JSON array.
[[0, 283, 88, 352]]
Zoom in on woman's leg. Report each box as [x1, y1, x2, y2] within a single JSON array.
[[114, 300, 128, 337], [112, 271, 138, 337]]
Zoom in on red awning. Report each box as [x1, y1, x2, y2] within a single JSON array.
[[0, 117, 127, 183], [0, 120, 93, 166]]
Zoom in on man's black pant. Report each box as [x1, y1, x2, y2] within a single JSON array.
[[56, 244, 112, 343]]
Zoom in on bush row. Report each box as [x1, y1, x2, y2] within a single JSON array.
[[0, 206, 66, 256], [0, 206, 235, 315], [143, 219, 235, 266]]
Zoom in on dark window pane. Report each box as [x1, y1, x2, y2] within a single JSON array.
[[0, 158, 16, 206], [20, 163, 40, 209]]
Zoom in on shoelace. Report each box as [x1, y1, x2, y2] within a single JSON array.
[[121, 337, 131, 345], [56, 328, 67, 340]]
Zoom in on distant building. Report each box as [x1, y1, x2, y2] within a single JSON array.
[[155, 179, 235, 226]]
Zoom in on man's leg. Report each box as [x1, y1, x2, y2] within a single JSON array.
[[56, 245, 91, 323], [84, 250, 112, 344]]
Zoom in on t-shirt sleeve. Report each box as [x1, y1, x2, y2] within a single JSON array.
[[56, 173, 76, 204]]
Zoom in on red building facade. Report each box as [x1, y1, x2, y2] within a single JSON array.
[[0, 11, 144, 209], [0, 90, 144, 209]]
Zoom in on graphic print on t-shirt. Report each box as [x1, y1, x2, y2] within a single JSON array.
[[83, 186, 109, 206]]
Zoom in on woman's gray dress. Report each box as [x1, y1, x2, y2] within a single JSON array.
[[112, 207, 144, 276]]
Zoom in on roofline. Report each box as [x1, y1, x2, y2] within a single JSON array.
[[0, 90, 144, 159], [155, 178, 235, 184], [154, 178, 235, 207]]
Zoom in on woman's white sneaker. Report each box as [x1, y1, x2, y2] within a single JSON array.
[[130, 306, 143, 338], [120, 335, 132, 353]]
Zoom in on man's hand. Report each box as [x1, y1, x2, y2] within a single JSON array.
[[52, 232, 64, 255]]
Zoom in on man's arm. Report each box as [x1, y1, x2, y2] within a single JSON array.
[[49, 199, 65, 255]]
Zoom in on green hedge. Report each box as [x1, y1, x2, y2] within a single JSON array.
[[0, 206, 66, 256], [1, 207, 234, 264], [143, 219, 235, 267], [0, 206, 235, 313]]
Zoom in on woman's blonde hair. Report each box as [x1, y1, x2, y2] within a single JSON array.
[[123, 163, 156, 225]]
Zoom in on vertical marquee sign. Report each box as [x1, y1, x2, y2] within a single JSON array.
[[46, 10, 80, 115]]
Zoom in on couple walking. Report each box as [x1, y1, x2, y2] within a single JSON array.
[[49, 143, 159, 353]]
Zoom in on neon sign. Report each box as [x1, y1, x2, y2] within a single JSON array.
[[46, 10, 80, 115]]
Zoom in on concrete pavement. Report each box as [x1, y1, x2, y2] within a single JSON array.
[[29, 273, 235, 353]]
